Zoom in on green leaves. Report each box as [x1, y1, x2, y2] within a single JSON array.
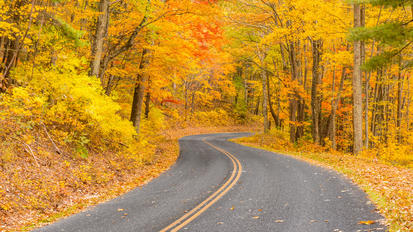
[[54, 17, 88, 47], [349, 22, 412, 70], [349, 23, 411, 47]]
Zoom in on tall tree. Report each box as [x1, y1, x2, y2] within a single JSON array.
[[352, 3, 365, 154], [311, 39, 323, 144], [90, 0, 110, 82]]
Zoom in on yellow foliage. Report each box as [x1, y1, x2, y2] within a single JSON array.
[[193, 109, 232, 127], [5, 56, 137, 153]]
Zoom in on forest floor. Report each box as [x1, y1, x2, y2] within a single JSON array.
[[1, 126, 258, 232], [233, 133, 413, 232]]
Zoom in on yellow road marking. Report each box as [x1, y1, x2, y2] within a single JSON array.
[[160, 138, 242, 232]]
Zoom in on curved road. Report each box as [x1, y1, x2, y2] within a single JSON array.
[[35, 133, 385, 232]]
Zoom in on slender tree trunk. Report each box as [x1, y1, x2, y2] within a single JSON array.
[[396, 59, 403, 142], [184, 81, 189, 121], [244, 78, 248, 107], [261, 69, 269, 133], [130, 49, 149, 135], [267, 74, 280, 128], [365, 73, 370, 149], [352, 3, 364, 154], [105, 75, 114, 95], [289, 98, 298, 143], [406, 76, 410, 131], [254, 95, 260, 115], [288, 42, 298, 143], [329, 67, 346, 150], [191, 92, 195, 115], [311, 39, 322, 144], [144, 85, 151, 118], [90, 0, 109, 83]]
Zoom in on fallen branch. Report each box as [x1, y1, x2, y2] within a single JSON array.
[[23, 142, 40, 167], [41, 122, 62, 154]]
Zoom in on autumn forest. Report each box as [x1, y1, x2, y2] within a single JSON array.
[[0, 0, 412, 231]]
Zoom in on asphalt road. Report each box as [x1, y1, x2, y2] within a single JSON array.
[[34, 133, 386, 232]]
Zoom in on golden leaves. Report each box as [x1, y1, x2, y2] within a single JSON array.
[[358, 220, 376, 225]]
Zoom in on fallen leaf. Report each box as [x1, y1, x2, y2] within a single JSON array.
[[252, 216, 259, 219], [274, 219, 284, 223], [230, 206, 234, 211], [258, 209, 262, 212], [123, 213, 128, 216], [358, 220, 376, 225], [310, 220, 318, 223], [117, 208, 124, 212], [217, 222, 224, 225]]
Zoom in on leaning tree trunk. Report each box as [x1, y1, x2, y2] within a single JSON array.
[[130, 49, 149, 135], [90, 0, 109, 83], [352, 3, 365, 154]]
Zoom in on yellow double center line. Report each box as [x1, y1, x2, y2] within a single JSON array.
[[160, 138, 243, 232]]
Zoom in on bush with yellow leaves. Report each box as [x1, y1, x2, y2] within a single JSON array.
[[0, 55, 156, 231], [7, 55, 137, 155], [193, 109, 232, 126]]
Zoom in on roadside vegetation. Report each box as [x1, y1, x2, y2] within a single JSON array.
[[0, 0, 411, 231]]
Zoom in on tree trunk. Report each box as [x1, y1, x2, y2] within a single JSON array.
[[105, 75, 114, 95], [254, 95, 260, 115], [396, 58, 403, 142], [130, 49, 149, 135], [352, 3, 364, 154], [191, 92, 195, 115], [90, 0, 109, 83], [144, 88, 151, 118], [184, 81, 188, 121], [267, 74, 280, 128], [288, 41, 304, 143], [244, 78, 248, 107], [406, 76, 411, 131], [261, 70, 269, 132], [311, 39, 322, 144], [289, 98, 298, 143], [329, 67, 346, 150]]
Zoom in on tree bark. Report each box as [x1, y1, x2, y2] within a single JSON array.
[[311, 39, 322, 144], [144, 90, 151, 119], [267, 74, 280, 128], [287, 41, 304, 143], [396, 57, 403, 142], [352, 3, 364, 154], [254, 95, 260, 115], [130, 49, 149, 135], [328, 67, 346, 150], [261, 69, 269, 132], [90, 0, 110, 83]]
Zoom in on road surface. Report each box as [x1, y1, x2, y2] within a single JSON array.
[[35, 133, 385, 232]]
